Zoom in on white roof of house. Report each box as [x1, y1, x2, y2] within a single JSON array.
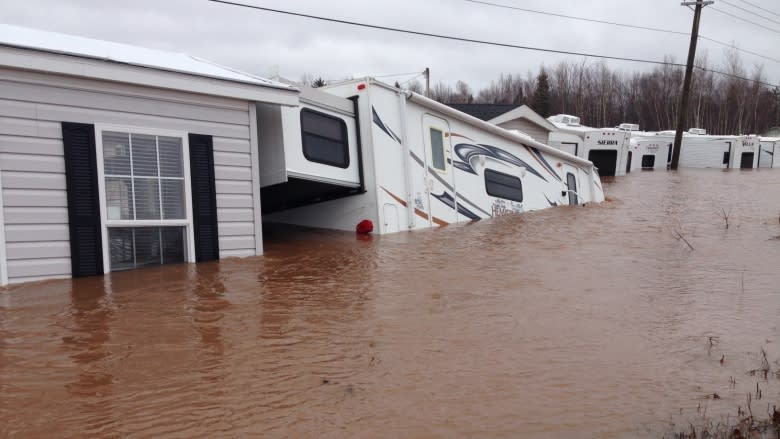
[[0, 24, 292, 90]]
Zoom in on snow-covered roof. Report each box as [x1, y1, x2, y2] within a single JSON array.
[[0, 24, 292, 90]]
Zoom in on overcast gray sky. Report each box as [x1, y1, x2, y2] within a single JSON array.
[[2, 0, 779, 89]]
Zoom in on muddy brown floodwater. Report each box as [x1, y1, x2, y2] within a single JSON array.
[[2, 169, 780, 438]]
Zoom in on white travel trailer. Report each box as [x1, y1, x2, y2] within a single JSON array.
[[628, 136, 671, 171], [677, 130, 756, 169], [758, 137, 778, 168], [547, 115, 631, 177], [259, 79, 605, 234], [631, 129, 756, 169], [617, 124, 671, 171]]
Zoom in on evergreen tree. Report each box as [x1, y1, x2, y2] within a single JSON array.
[[531, 69, 551, 117], [312, 77, 327, 88]]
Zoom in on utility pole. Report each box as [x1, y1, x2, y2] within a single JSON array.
[[670, 0, 713, 170], [423, 67, 430, 97]]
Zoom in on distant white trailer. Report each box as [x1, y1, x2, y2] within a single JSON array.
[[634, 129, 749, 169], [547, 114, 632, 177], [628, 136, 671, 171], [260, 79, 605, 234], [738, 136, 760, 168], [758, 137, 779, 168]]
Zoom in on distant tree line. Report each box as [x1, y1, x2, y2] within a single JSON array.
[[410, 52, 780, 135]]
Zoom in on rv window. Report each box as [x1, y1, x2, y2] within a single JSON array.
[[100, 130, 191, 271], [484, 169, 523, 202], [641, 155, 656, 168], [429, 128, 446, 171], [301, 108, 349, 168], [722, 151, 730, 165]]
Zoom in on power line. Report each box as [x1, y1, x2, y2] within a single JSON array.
[[710, 6, 780, 35], [465, 0, 686, 35], [720, 0, 780, 25], [465, 0, 780, 64], [374, 71, 424, 79], [735, 0, 780, 18], [208, 0, 779, 88], [698, 36, 779, 63]]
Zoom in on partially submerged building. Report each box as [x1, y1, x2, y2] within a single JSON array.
[[0, 24, 297, 285]]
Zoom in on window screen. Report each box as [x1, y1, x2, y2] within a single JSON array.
[[102, 132, 185, 221], [641, 154, 656, 168], [430, 128, 446, 171], [723, 151, 730, 165], [485, 169, 523, 202], [301, 109, 349, 168]]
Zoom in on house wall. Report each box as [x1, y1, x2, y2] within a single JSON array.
[[496, 119, 550, 144], [0, 67, 262, 284]]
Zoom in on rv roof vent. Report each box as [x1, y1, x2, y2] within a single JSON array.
[[549, 114, 580, 126], [688, 128, 707, 135], [618, 123, 640, 131]]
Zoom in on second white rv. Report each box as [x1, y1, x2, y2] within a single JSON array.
[[547, 115, 631, 177]]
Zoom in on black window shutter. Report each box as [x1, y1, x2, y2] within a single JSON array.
[[188, 133, 220, 262], [62, 122, 104, 277]]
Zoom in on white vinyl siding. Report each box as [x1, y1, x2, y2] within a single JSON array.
[[0, 67, 261, 284]]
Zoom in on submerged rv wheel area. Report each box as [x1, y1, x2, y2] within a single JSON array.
[[261, 178, 363, 214], [588, 150, 618, 177]]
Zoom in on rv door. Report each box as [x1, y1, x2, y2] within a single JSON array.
[[422, 114, 457, 225], [562, 165, 580, 205]]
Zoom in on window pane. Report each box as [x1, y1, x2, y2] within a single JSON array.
[[133, 178, 161, 220], [131, 134, 159, 177], [108, 227, 186, 271], [161, 227, 185, 264], [103, 132, 131, 175], [301, 109, 349, 168], [302, 134, 348, 167], [301, 110, 344, 140], [485, 169, 523, 202], [108, 227, 135, 271], [133, 227, 162, 267], [430, 128, 445, 171], [161, 179, 185, 219], [158, 136, 183, 177], [105, 177, 134, 220]]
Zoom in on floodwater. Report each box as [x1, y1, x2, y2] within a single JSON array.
[[2, 169, 780, 438]]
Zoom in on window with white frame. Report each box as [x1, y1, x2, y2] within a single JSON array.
[[100, 130, 192, 271]]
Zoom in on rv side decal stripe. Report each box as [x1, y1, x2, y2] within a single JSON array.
[[372, 106, 401, 143], [453, 143, 547, 182], [526, 146, 562, 182], [381, 187, 448, 226], [408, 150, 492, 218], [432, 192, 481, 220]]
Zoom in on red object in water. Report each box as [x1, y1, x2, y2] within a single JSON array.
[[356, 219, 373, 234], [357, 83, 366, 90]]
